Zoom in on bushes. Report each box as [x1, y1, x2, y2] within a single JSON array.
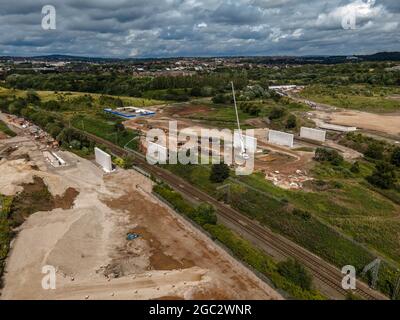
[[367, 161, 397, 189], [26, 90, 40, 104], [365, 142, 384, 160], [154, 184, 217, 227], [391, 147, 400, 167], [56, 127, 94, 151], [153, 184, 196, 217], [212, 93, 231, 104], [113, 155, 135, 169], [292, 208, 311, 221], [286, 114, 297, 129], [122, 155, 135, 169], [269, 106, 286, 120], [190, 203, 217, 226], [340, 132, 394, 162], [204, 224, 323, 300], [277, 259, 313, 291], [239, 102, 262, 116], [350, 161, 361, 173], [314, 148, 344, 166]]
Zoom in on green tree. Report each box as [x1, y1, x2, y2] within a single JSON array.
[[391, 147, 400, 167], [269, 106, 286, 120], [210, 163, 230, 183], [26, 90, 40, 104], [190, 87, 202, 97], [212, 93, 226, 104], [364, 142, 384, 160], [286, 114, 297, 129], [366, 161, 397, 189]]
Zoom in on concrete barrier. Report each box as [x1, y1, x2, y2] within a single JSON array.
[[95, 147, 113, 173], [300, 127, 326, 142], [268, 130, 294, 148]]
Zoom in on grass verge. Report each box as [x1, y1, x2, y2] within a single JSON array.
[[153, 183, 325, 300]]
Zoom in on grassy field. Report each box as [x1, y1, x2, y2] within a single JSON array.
[[71, 113, 138, 148], [239, 164, 400, 258], [162, 161, 400, 297], [176, 98, 310, 130], [299, 84, 400, 112], [182, 104, 253, 129], [0, 120, 16, 137], [0, 86, 164, 108]]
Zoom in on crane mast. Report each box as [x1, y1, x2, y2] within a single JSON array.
[[231, 81, 249, 160]]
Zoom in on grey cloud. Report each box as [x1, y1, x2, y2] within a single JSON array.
[[0, 0, 398, 57]]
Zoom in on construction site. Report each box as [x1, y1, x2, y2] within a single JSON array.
[[122, 98, 361, 190], [0, 115, 281, 300], [1, 81, 397, 301]]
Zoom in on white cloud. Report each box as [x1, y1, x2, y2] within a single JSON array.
[[197, 22, 208, 28], [129, 48, 139, 56], [315, 0, 385, 29]]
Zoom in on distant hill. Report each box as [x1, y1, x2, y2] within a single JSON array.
[[1, 52, 399, 64], [356, 52, 400, 61]]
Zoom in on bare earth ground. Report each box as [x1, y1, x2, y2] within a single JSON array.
[[0, 136, 281, 300], [312, 110, 400, 137]]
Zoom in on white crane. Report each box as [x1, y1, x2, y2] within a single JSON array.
[[231, 81, 250, 160]]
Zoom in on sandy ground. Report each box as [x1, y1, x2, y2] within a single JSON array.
[[312, 110, 400, 138], [0, 136, 281, 300]]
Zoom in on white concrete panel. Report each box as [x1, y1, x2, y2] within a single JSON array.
[[95, 147, 113, 173], [300, 127, 326, 142], [268, 130, 294, 148], [233, 132, 257, 153], [318, 123, 357, 132]]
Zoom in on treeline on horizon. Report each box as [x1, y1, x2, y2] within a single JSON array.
[[4, 72, 249, 100], [3, 61, 400, 99]]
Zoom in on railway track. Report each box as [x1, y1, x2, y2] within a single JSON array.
[[75, 129, 388, 300]]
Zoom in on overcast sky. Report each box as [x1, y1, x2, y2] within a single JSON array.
[[0, 0, 399, 58]]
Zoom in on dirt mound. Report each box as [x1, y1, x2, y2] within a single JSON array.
[[314, 110, 400, 137], [10, 176, 79, 226], [54, 188, 80, 209]]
